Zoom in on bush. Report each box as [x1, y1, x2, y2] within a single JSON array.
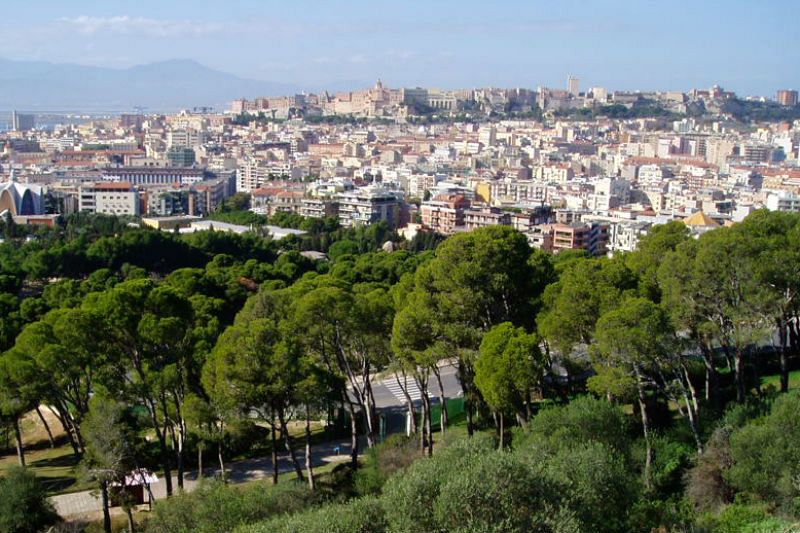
[[238, 496, 387, 533], [513, 395, 631, 456], [726, 391, 800, 508], [143, 480, 319, 533], [527, 441, 637, 533], [433, 451, 582, 533], [702, 502, 797, 533], [686, 428, 735, 511], [380, 434, 495, 533], [0, 467, 60, 533], [355, 434, 421, 495]]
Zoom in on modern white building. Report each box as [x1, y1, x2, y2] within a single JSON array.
[[0, 181, 45, 215], [79, 182, 140, 216]]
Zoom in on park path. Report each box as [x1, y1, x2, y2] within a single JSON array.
[[50, 439, 355, 518]]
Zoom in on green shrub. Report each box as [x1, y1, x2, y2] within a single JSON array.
[[527, 441, 637, 533], [726, 391, 800, 507], [355, 434, 421, 495], [0, 467, 60, 533], [433, 451, 582, 533], [143, 480, 319, 533], [238, 495, 386, 533], [705, 502, 796, 533], [513, 395, 630, 456], [380, 434, 495, 533]]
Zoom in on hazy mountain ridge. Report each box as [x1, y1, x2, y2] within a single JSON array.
[[0, 58, 300, 112]]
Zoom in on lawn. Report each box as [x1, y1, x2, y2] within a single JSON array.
[[761, 369, 800, 390], [0, 441, 91, 495]]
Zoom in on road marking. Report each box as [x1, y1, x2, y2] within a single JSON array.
[[382, 376, 425, 402]]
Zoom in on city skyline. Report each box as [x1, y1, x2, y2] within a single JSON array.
[[0, 0, 798, 97]]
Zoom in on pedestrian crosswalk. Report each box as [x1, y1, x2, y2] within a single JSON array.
[[382, 376, 427, 403]]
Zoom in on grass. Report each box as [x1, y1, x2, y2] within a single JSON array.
[[0, 440, 92, 495], [760, 369, 800, 390]]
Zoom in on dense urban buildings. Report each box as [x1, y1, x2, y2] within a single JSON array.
[[2, 79, 800, 256]]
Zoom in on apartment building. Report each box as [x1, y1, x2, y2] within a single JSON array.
[[420, 194, 470, 235], [533, 222, 609, 255], [464, 206, 511, 230], [337, 187, 402, 228]]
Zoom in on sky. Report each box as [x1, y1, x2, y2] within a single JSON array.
[[0, 0, 798, 96]]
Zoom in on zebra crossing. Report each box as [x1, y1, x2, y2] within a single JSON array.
[[382, 376, 427, 403]]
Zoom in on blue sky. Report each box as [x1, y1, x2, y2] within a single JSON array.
[[1, 0, 797, 95]]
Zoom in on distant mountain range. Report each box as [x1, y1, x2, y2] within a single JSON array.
[[0, 58, 302, 113]]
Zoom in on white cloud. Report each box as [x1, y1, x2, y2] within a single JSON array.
[[57, 15, 228, 38]]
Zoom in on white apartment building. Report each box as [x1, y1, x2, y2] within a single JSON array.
[[337, 186, 403, 228], [766, 191, 800, 212], [237, 158, 303, 192], [79, 182, 140, 216]]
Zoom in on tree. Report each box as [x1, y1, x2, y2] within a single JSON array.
[[592, 297, 674, 489], [294, 285, 388, 461], [85, 279, 195, 496], [82, 397, 142, 533], [725, 390, 800, 507], [0, 350, 40, 466], [734, 210, 800, 393], [396, 226, 541, 435], [539, 256, 636, 396], [0, 467, 60, 533], [660, 229, 772, 403], [204, 316, 303, 483], [626, 221, 690, 301], [475, 322, 547, 444], [11, 308, 99, 457]]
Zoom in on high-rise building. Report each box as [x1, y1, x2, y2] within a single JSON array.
[[777, 90, 798, 106], [11, 111, 35, 132], [567, 75, 580, 96]]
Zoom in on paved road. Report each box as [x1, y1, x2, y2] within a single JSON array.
[[50, 439, 355, 518]]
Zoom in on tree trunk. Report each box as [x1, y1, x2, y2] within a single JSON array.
[[420, 385, 433, 457], [101, 482, 112, 533], [304, 405, 315, 491], [35, 406, 55, 449], [175, 427, 185, 491], [126, 507, 136, 533], [343, 397, 359, 469], [217, 441, 226, 481], [13, 418, 24, 467], [395, 373, 417, 435], [362, 377, 378, 449], [635, 369, 653, 490], [734, 349, 746, 403], [278, 408, 304, 481], [779, 322, 789, 393], [457, 360, 475, 437], [52, 408, 80, 458], [466, 402, 474, 437], [434, 367, 448, 436], [270, 411, 279, 485], [158, 432, 173, 496], [498, 412, 504, 450], [197, 444, 203, 481], [146, 401, 173, 496], [698, 340, 719, 407]]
